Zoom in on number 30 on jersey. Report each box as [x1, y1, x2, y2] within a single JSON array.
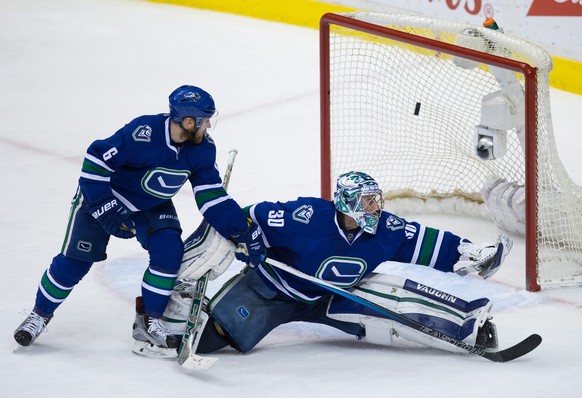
[[267, 210, 285, 227]]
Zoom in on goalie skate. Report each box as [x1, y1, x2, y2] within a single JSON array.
[[476, 318, 499, 351]]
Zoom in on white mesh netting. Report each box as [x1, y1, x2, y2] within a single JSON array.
[[325, 12, 582, 288]]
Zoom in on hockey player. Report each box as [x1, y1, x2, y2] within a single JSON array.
[[170, 171, 512, 357], [13, 85, 264, 358]]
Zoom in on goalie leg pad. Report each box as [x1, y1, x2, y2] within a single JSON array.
[[327, 273, 492, 353], [163, 221, 236, 334], [161, 285, 194, 335]]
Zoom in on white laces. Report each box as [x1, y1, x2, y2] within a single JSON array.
[[147, 318, 172, 337], [23, 312, 48, 335]]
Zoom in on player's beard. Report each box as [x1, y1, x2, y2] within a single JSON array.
[[181, 125, 203, 144]]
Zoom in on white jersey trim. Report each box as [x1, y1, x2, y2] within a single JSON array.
[[141, 282, 173, 296], [249, 203, 271, 248], [199, 195, 230, 215], [85, 153, 115, 172], [410, 225, 426, 264], [111, 189, 140, 212], [164, 118, 179, 157], [193, 183, 223, 195], [79, 171, 111, 182]]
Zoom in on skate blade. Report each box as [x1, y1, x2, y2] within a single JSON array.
[[12, 342, 26, 353], [132, 340, 178, 360]]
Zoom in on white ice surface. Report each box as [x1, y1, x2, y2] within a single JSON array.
[[1, 1, 582, 397]]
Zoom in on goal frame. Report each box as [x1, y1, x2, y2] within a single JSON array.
[[319, 13, 541, 291]]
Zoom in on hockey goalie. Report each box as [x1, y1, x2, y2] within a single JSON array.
[[160, 171, 517, 363]]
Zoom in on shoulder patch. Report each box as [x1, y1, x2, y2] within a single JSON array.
[[292, 205, 314, 224], [385, 214, 405, 231], [132, 125, 152, 142]]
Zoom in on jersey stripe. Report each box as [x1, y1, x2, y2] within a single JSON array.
[[38, 269, 73, 303], [61, 187, 84, 255], [84, 153, 115, 172], [79, 171, 110, 182], [428, 230, 445, 268], [199, 196, 230, 215], [410, 225, 426, 264], [418, 227, 438, 265]]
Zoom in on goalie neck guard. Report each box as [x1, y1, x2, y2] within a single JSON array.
[[334, 171, 384, 235]]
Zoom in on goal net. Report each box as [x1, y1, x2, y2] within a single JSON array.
[[320, 12, 582, 291]]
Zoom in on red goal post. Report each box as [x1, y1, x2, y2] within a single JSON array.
[[320, 12, 582, 291]]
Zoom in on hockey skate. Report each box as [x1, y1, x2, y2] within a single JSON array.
[[132, 296, 180, 359], [475, 318, 499, 350], [454, 233, 513, 279], [14, 311, 53, 347]]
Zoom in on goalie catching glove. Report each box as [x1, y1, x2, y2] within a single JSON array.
[[454, 233, 512, 279]]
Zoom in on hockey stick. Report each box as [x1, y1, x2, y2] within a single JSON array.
[[177, 149, 238, 370], [264, 257, 542, 363]]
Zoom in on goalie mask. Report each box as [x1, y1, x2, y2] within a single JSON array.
[[334, 171, 384, 235]]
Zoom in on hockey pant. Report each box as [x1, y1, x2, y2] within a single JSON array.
[[34, 194, 183, 318]]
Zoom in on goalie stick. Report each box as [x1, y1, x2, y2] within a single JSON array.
[[264, 257, 542, 363], [177, 149, 238, 370]]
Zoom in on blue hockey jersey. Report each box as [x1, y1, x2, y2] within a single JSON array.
[[246, 197, 463, 302], [78, 113, 247, 238]]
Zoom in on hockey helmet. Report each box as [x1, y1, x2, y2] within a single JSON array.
[[334, 171, 384, 235], [169, 85, 216, 129]]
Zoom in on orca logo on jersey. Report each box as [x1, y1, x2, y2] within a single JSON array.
[[316, 257, 367, 287], [292, 205, 314, 224], [141, 168, 190, 199], [132, 125, 152, 142]]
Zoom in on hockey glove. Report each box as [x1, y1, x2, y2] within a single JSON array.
[[453, 233, 513, 279], [232, 223, 265, 267], [88, 196, 136, 239]]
